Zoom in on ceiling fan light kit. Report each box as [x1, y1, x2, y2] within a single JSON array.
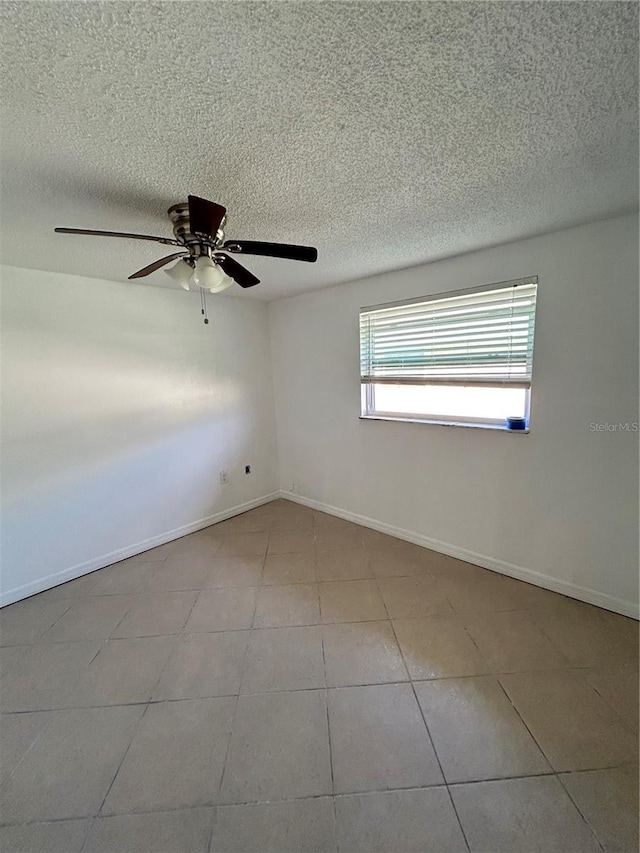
[[55, 195, 318, 323]]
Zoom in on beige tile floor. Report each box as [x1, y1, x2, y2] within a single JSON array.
[[0, 498, 638, 852]]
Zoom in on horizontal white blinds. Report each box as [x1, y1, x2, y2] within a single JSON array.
[[360, 279, 537, 386]]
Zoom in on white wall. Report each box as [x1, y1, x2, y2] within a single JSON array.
[[1, 266, 278, 605], [269, 214, 639, 617]]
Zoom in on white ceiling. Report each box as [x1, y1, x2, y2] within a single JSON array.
[[0, 1, 637, 300]]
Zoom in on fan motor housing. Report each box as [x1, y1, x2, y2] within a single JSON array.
[[168, 202, 225, 247], [167, 202, 195, 244]]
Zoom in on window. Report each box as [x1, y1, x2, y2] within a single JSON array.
[[359, 277, 538, 430]]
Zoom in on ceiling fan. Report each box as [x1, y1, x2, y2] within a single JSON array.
[[55, 194, 318, 321]]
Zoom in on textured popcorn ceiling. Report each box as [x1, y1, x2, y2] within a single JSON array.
[[0, 1, 637, 300]]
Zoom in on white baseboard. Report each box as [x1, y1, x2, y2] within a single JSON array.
[[1, 492, 280, 608], [280, 491, 639, 620]]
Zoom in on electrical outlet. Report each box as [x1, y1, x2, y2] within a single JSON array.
[[219, 470, 229, 485], [245, 465, 251, 475]]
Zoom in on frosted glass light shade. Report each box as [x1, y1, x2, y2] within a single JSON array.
[[164, 259, 193, 290], [208, 274, 234, 294], [191, 256, 233, 293]]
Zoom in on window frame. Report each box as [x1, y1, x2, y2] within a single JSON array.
[[359, 277, 537, 432]]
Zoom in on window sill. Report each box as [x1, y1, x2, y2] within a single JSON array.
[[359, 415, 529, 433]]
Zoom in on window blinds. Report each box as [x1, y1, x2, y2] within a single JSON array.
[[360, 278, 538, 387]]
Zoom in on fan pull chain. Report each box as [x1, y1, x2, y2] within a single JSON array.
[[202, 289, 209, 324]]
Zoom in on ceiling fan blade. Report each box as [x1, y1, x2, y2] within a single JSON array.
[[128, 252, 189, 280], [188, 195, 226, 241], [54, 227, 180, 246], [215, 254, 260, 288], [223, 240, 317, 263]]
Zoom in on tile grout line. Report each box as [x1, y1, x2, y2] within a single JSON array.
[[0, 802, 223, 830], [9, 671, 640, 714], [107, 605, 133, 643], [0, 628, 637, 688], [213, 550, 264, 811], [493, 675, 557, 776], [3, 769, 640, 829], [526, 607, 592, 672], [311, 513, 338, 852], [204, 804, 217, 853], [0, 711, 58, 796], [320, 611, 339, 851], [441, 763, 640, 787], [0, 785, 461, 826], [459, 619, 489, 659], [0, 613, 624, 710], [77, 815, 95, 853], [94, 702, 152, 820], [580, 671, 640, 737], [315, 513, 343, 853], [175, 584, 204, 641], [383, 591, 471, 853], [141, 632, 184, 708], [411, 674, 471, 852], [554, 772, 606, 852], [32, 600, 75, 643], [495, 668, 639, 773]]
